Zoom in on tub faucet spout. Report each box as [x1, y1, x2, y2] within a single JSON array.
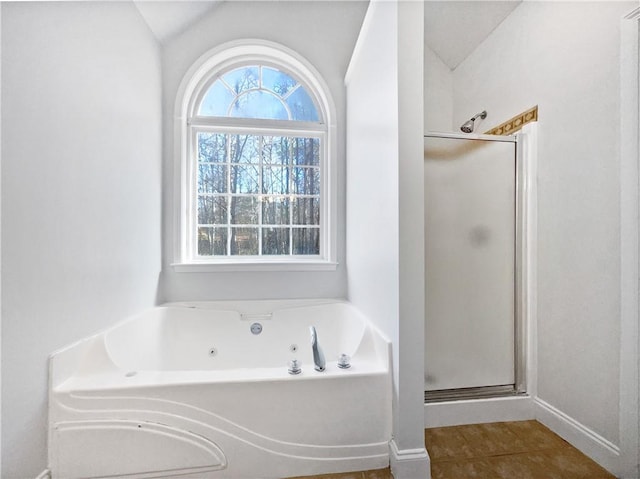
[[309, 326, 325, 372]]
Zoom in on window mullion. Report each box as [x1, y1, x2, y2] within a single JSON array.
[[258, 135, 264, 256], [282, 83, 301, 101], [226, 133, 232, 256], [289, 137, 294, 256], [191, 128, 199, 260], [190, 117, 325, 135]]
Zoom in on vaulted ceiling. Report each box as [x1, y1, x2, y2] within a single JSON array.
[[133, 1, 221, 44], [424, 1, 522, 69], [133, 0, 522, 70]]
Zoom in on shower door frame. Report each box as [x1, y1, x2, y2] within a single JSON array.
[[423, 129, 536, 403]]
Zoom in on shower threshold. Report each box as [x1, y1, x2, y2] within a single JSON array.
[[425, 384, 522, 403]]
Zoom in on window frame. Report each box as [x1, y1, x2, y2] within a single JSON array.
[[172, 40, 337, 272]]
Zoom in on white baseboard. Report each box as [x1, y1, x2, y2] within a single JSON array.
[[389, 439, 431, 479], [425, 395, 534, 428], [533, 398, 621, 476]]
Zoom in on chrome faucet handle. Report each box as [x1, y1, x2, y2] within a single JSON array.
[[288, 359, 302, 375], [309, 326, 326, 372], [338, 353, 351, 369]]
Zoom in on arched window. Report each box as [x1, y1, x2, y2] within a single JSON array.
[[198, 65, 319, 122], [175, 42, 336, 270]]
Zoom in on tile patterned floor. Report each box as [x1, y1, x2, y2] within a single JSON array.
[[287, 420, 615, 479], [426, 420, 616, 479]]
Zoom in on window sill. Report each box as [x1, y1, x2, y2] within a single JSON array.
[[171, 260, 338, 273]]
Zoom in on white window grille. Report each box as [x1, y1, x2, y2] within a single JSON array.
[[175, 42, 336, 271]]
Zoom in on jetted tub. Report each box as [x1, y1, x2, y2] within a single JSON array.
[[48, 299, 392, 478]]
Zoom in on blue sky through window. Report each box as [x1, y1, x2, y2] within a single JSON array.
[[197, 65, 319, 122], [230, 90, 288, 120]]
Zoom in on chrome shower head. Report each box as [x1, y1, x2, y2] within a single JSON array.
[[460, 110, 487, 133]]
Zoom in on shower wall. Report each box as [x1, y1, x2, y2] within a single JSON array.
[[450, 1, 633, 448]]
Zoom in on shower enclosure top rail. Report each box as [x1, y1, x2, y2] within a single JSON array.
[[425, 131, 517, 143]]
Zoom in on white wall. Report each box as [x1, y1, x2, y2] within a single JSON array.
[[346, 1, 428, 476], [0, 5, 3, 476], [396, 0, 426, 460], [160, 1, 367, 302], [346, 0, 400, 438], [451, 0, 635, 470], [619, 8, 640, 476], [1, 3, 162, 476], [424, 45, 452, 132]]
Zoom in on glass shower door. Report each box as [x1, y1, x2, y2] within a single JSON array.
[[424, 133, 518, 397]]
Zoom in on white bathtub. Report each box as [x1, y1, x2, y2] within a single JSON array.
[[48, 299, 392, 478]]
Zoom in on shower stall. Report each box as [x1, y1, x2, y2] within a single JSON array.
[[424, 131, 530, 403]]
